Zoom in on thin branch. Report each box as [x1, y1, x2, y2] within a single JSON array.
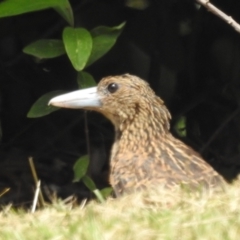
[[200, 108, 240, 153], [29, 157, 45, 207], [84, 111, 92, 178], [31, 180, 41, 213], [196, 0, 240, 33], [0, 188, 10, 198], [79, 198, 87, 210], [84, 112, 91, 156]]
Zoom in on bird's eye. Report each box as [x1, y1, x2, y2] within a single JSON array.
[[107, 83, 119, 93]]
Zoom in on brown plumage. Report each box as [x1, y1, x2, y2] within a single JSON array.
[[49, 74, 225, 196]]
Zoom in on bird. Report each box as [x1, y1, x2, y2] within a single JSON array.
[[49, 74, 225, 196]]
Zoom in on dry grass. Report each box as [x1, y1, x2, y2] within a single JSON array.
[[0, 182, 240, 240]]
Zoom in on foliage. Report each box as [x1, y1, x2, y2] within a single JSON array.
[[62, 27, 93, 71], [23, 40, 65, 59], [0, 0, 121, 199], [73, 155, 89, 182], [27, 91, 65, 118], [73, 155, 112, 202], [0, 0, 125, 117], [174, 116, 187, 137], [0, 0, 73, 25], [77, 71, 96, 89], [24, 21, 124, 116]]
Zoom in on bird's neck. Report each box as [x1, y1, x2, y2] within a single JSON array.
[[114, 106, 171, 153]]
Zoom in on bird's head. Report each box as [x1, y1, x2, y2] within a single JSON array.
[[49, 74, 171, 133]]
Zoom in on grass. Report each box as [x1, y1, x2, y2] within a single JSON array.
[[0, 182, 240, 240]]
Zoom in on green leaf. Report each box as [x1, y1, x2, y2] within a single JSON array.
[[82, 175, 106, 203], [174, 116, 187, 137], [27, 90, 66, 118], [73, 155, 90, 182], [77, 71, 96, 89], [0, 0, 71, 18], [93, 189, 105, 203], [87, 22, 125, 66], [82, 175, 96, 191], [100, 187, 113, 199], [53, 1, 74, 26], [63, 27, 92, 71], [23, 39, 65, 59]]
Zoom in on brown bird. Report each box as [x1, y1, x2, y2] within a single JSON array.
[[49, 74, 225, 196]]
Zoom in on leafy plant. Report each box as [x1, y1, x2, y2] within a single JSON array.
[[27, 90, 66, 118], [174, 116, 187, 137], [0, 0, 121, 201], [73, 155, 112, 202], [24, 22, 125, 116], [0, 0, 125, 117], [24, 20, 125, 116]]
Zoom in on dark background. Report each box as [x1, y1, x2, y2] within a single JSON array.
[[1, 0, 240, 206]]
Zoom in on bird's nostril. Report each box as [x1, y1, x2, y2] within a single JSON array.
[[107, 83, 119, 93]]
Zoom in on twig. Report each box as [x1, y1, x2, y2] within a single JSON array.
[[200, 108, 240, 153], [0, 188, 10, 198], [79, 198, 87, 210], [196, 0, 240, 33], [84, 111, 91, 155], [28, 157, 45, 207], [31, 180, 41, 213], [84, 111, 92, 177]]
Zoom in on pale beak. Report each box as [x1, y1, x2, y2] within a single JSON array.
[[48, 87, 102, 109]]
